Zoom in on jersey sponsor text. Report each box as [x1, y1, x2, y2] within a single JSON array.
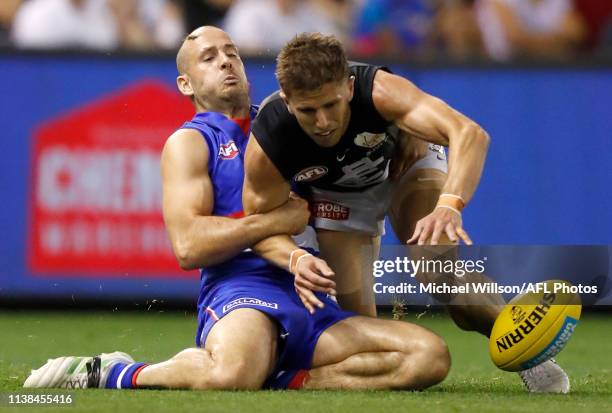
[[312, 201, 350, 220], [222, 297, 279, 313]]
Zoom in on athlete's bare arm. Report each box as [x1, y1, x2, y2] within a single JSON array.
[[372, 70, 490, 245], [241, 135, 293, 263], [243, 135, 337, 313], [161, 128, 309, 270]]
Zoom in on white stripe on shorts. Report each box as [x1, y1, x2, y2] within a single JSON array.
[[116, 363, 135, 389]]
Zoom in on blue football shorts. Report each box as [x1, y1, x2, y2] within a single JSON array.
[[195, 269, 354, 372]]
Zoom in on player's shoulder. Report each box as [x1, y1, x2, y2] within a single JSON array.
[[349, 61, 391, 80], [348, 60, 378, 71], [349, 61, 392, 96], [179, 113, 231, 149], [259, 90, 284, 110], [348, 61, 393, 116], [254, 91, 294, 134], [164, 127, 209, 156], [161, 127, 211, 173]]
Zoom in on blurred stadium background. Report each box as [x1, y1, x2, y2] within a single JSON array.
[[0, 1, 611, 409], [0, 0, 610, 308]]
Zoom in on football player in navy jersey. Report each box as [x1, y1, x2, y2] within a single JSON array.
[[24, 26, 451, 392], [243, 33, 570, 393], [244, 32, 489, 320]]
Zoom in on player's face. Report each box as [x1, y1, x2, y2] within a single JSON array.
[[180, 28, 249, 108], [283, 78, 354, 147]]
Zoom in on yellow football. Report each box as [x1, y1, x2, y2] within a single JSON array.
[[489, 280, 581, 372]]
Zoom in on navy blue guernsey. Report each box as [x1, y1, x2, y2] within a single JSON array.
[[181, 107, 271, 282], [252, 62, 397, 193]]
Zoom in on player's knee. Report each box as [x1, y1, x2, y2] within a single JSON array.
[[169, 348, 213, 389], [167, 348, 265, 390], [428, 335, 451, 384], [188, 362, 264, 390], [214, 360, 267, 390], [420, 333, 451, 385], [403, 332, 450, 389]]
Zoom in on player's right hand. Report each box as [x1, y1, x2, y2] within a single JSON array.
[[407, 206, 471, 245], [293, 255, 336, 314], [274, 194, 310, 235]]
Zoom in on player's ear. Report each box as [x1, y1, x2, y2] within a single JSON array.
[[347, 75, 355, 101], [280, 91, 294, 115], [177, 74, 194, 98]]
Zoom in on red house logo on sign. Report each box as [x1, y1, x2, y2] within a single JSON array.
[[28, 81, 196, 277], [219, 141, 239, 159]]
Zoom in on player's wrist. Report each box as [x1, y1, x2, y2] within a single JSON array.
[[289, 249, 312, 274], [435, 193, 465, 216], [435, 204, 462, 216], [254, 210, 289, 236], [437, 193, 465, 211]]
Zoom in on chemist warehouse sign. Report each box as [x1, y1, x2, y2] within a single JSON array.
[[28, 81, 195, 276]]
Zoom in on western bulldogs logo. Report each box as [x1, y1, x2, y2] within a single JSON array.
[[219, 141, 239, 160]]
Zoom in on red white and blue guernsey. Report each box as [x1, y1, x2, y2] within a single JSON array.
[[180, 108, 353, 385]]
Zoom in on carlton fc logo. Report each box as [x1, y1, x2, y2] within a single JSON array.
[[354, 132, 386, 149], [219, 141, 239, 160], [294, 166, 328, 182]]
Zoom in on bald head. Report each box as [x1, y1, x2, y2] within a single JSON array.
[[176, 26, 230, 74], [174, 26, 249, 114]]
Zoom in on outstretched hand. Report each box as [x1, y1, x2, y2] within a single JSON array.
[[406, 207, 472, 245]]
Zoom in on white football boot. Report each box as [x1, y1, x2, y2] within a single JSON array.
[[519, 359, 570, 393], [23, 351, 134, 389]]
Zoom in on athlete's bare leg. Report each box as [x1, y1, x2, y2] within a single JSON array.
[[307, 316, 450, 390], [136, 308, 277, 389], [317, 230, 380, 317], [388, 168, 504, 336]]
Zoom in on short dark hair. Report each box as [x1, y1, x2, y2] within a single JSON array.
[[275, 33, 349, 96]]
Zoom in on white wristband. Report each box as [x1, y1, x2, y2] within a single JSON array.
[[435, 204, 462, 216], [294, 253, 313, 274], [440, 193, 465, 203], [289, 249, 301, 268]]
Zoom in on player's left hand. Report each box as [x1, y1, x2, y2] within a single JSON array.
[[406, 207, 472, 245]]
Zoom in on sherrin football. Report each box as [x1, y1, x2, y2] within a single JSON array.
[[489, 280, 581, 372]]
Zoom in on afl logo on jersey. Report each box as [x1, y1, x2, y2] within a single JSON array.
[[294, 166, 328, 182], [354, 132, 386, 149], [219, 141, 239, 160]]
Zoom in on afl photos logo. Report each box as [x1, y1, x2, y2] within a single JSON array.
[[294, 166, 328, 182]]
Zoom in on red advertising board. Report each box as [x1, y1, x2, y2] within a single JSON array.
[[29, 80, 196, 276]]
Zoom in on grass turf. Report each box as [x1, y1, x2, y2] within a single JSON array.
[[0, 310, 610, 413]]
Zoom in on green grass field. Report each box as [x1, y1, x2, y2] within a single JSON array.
[[1, 310, 610, 413]]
